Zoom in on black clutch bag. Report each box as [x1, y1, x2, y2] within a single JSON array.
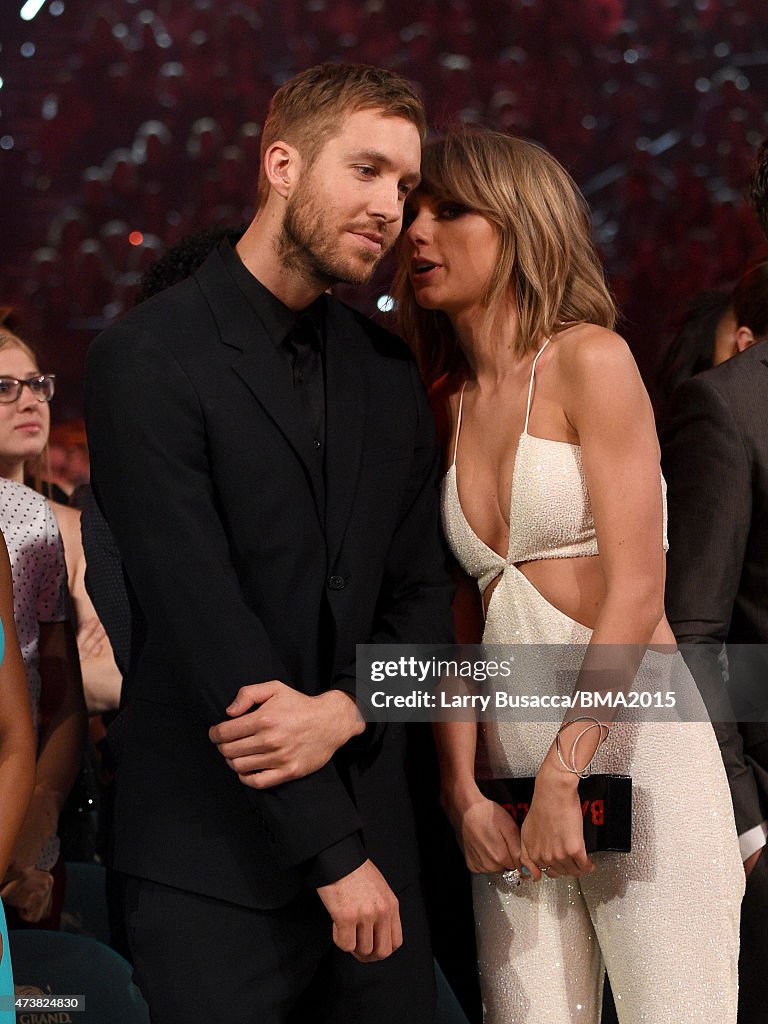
[[477, 774, 632, 853]]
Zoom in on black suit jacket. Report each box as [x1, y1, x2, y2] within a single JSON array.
[[662, 340, 768, 835], [85, 244, 454, 909]]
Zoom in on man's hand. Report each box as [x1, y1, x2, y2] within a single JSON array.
[[209, 682, 365, 788], [316, 859, 402, 962], [744, 847, 763, 880]]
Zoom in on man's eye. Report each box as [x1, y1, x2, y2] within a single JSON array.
[[355, 166, 376, 177]]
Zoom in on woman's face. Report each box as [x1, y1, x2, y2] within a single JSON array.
[[403, 193, 500, 320], [0, 344, 50, 466]]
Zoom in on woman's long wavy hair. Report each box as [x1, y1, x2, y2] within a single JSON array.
[[393, 129, 616, 384]]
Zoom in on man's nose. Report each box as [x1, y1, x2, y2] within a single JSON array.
[[368, 180, 402, 224]]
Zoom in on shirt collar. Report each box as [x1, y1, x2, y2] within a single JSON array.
[[218, 236, 326, 349]]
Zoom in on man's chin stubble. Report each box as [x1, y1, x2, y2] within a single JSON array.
[[275, 230, 379, 288]]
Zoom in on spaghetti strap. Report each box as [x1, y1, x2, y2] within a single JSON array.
[[452, 381, 468, 466], [523, 336, 552, 433]]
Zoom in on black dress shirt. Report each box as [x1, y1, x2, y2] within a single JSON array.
[[219, 239, 365, 887], [220, 238, 326, 454]]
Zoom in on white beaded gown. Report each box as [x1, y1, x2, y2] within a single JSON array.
[[440, 340, 744, 1023]]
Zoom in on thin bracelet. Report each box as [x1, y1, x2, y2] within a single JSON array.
[[555, 717, 610, 779]]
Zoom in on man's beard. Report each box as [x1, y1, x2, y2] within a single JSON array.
[[277, 177, 386, 287]]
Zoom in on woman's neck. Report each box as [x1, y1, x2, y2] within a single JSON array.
[[452, 304, 528, 386], [0, 459, 25, 485]]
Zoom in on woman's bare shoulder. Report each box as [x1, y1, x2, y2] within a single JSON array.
[[50, 500, 81, 530], [553, 323, 640, 389], [50, 501, 82, 549]]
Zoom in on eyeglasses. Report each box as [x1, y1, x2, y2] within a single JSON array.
[[0, 374, 56, 404]]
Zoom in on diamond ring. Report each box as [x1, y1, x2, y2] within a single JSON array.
[[501, 869, 522, 887]]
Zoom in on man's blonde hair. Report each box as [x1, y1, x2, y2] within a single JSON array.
[[394, 129, 616, 383], [256, 62, 426, 209]]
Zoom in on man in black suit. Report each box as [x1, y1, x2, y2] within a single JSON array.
[[85, 63, 454, 1024], [662, 253, 768, 1018]]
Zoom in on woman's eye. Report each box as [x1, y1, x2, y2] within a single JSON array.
[[439, 204, 467, 220], [402, 206, 417, 228]]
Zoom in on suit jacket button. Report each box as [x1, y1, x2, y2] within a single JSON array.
[[328, 575, 346, 590]]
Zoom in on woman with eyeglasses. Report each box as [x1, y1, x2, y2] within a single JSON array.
[[0, 328, 88, 929], [0, 329, 121, 714]]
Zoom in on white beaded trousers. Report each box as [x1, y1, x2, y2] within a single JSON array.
[[475, 564, 744, 1024]]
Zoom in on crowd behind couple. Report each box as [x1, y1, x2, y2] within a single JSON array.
[[1, 61, 768, 1024]]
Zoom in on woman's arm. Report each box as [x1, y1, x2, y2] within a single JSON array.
[[568, 329, 667, 645], [51, 501, 122, 713], [0, 535, 35, 879], [434, 718, 523, 874], [521, 327, 668, 879], [2, 618, 86, 922], [8, 619, 87, 875]]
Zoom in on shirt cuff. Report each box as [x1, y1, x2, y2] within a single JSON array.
[[300, 833, 367, 889], [738, 821, 768, 861]]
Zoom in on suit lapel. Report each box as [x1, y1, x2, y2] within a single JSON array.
[[324, 300, 366, 567], [194, 248, 326, 519]]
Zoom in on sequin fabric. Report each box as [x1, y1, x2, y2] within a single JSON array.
[[441, 338, 668, 596], [440, 342, 743, 1022]]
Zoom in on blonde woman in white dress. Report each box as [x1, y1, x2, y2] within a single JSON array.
[[394, 128, 743, 1024]]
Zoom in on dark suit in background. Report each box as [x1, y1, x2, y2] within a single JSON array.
[[85, 239, 454, 1022], [662, 339, 768, 1024]]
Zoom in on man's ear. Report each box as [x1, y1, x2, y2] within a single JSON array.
[[735, 325, 757, 353], [263, 141, 300, 199]]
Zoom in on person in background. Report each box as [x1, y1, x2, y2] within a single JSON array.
[[654, 288, 732, 423], [662, 258, 768, 1024], [0, 329, 121, 715], [44, 419, 91, 506], [749, 135, 768, 238]]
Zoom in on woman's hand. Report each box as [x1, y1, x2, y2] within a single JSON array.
[[1, 866, 54, 922], [520, 762, 594, 880], [443, 782, 524, 875]]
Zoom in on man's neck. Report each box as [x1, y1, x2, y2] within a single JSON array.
[[236, 211, 329, 311]]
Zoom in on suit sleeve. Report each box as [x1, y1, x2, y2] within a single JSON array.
[[662, 375, 750, 644], [333, 361, 456, 722], [662, 375, 761, 835], [85, 323, 365, 874]]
